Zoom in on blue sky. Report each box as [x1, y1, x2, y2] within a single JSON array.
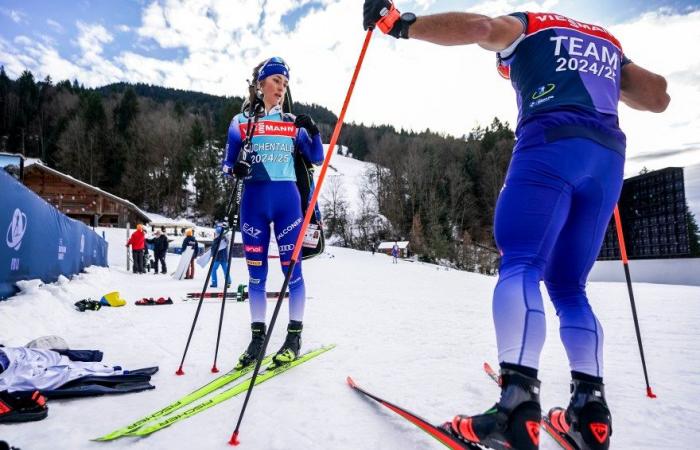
[[1, 0, 699, 173]]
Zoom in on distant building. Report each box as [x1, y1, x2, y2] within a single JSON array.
[[145, 212, 196, 236], [599, 167, 690, 260], [22, 159, 149, 227], [377, 241, 410, 258]]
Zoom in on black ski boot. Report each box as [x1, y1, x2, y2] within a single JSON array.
[[449, 365, 541, 450], [270, 321, 302, 368], [547, 373, 612, 450], [234, 322, 266, 370], [0, 390, 48, 423]]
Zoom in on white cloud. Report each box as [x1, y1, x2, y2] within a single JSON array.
[[74, 21, 125, 85], [611, 9, 700, 174], [467, 0, 559, 16], [116, 24, 131, 33], [46, 19, 64, 33], [1, 8, 26, 24]]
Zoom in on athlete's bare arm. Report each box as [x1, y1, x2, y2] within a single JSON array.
[[620, 63, 670, 113], [408, 13, 524, 51]]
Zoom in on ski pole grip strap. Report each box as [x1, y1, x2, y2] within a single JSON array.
[[376, 4, 400, 34]]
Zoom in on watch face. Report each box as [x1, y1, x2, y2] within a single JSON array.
[[401, 12, 417, 23]]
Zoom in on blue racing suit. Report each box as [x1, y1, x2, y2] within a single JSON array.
[[224, 105, 323, 322], [492, 12, 630, 377]]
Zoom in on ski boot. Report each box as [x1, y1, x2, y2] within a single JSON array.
[[234, 322, 266, 370], [270, 321, 302, 369], [0, 390, 48, 423], [449, 365, 541, 450], [547, 374, 611, 450]]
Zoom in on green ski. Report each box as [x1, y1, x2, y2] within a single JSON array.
[[129, 344, 335, 437], [94, 354, 274, 441]]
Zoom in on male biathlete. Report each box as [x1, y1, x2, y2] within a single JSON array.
[[362, 2, 669, 449]]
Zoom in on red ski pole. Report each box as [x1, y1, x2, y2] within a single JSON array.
[[228, 29, 375, 446], [613, 205, 656, 398]]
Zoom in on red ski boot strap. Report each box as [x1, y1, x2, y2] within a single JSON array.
[[31, 391, 46, 407], [0, 399, 11, 415]]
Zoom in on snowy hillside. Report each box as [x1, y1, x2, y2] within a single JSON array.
[[1, 232, 699, 449], [317, 144, 375, 221]]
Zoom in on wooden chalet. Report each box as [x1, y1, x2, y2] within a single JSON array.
[[22, 160, 150, 227]]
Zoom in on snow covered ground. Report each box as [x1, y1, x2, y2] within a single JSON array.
[[1, 230, 700, 449]]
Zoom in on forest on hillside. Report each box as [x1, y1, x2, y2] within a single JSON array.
[[1, 68, 516, 271]]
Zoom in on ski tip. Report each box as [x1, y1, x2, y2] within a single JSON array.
[[229, 431, 240, 446], [175, 367, 185, 376], [346, 376, 356, 388], [646, 387, 657, 398], [211, 366, 220, 373]]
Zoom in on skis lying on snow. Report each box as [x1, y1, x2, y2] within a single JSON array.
[[95, 345, 334, 440], [94, 353, 275, 441], [483, 362, 577, 450], [184, 291, 289, 299], [346, 377, 480, 449]]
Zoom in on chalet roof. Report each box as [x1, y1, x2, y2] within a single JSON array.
[[378, 241, 409, 250], [24, 159, 150, 223], [145, 211, 196, 228]]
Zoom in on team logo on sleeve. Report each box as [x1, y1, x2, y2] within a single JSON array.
[[532, 84, 556, 100]]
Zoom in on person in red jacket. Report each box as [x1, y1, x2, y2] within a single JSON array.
[[126, 224, 146, 274]]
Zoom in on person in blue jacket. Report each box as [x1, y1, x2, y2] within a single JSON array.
[[223, 57, 324, 370], [210, 225, 231, 288], [364, 2, 670, 449]]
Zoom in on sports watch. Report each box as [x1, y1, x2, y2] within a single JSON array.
[[399, 12, 417, 39]]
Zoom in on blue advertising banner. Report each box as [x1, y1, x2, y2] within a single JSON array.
[[0, 169, 109, 299]]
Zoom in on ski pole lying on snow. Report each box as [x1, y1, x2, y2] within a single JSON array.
[[613, 205, 656, 398], [227, 29, 375, 446], [175, 178, 241, 376]]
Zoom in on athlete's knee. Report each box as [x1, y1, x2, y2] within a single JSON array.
[[498, 256, 545, 282], [248, 276, 266, 292], [289, 274, 304, 291], [544, 279, 586, 304]]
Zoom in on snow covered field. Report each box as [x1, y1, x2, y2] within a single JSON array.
[[1, 231, 700, 449]]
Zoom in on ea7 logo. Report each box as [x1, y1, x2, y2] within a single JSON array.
[[242, 223, 261, 239], [6, 208, 27, 251]]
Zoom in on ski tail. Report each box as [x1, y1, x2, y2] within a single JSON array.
[[347, 377, 478, 450], [542, 415, 578, 450]]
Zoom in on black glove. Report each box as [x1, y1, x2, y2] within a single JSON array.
[[233, 159, 251, 178], [294, 114, 320, 137], [228, 145, 251, 178]]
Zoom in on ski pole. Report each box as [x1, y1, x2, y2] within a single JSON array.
[[176, 182, 239, 375], [228, 29, 374, 446], [613, 205, 656, 398], [211, 179, 244, 373]]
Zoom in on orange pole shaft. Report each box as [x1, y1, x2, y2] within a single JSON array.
[[290, 29, 374, 263]]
